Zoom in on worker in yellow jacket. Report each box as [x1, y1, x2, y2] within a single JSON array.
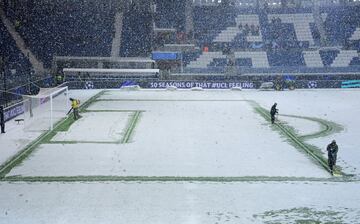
[[68, 98, 80, 120]]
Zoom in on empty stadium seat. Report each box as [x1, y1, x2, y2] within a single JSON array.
[[303, 51, 324, 67], [331, 50, 359, 67], [0, 20, 32, 87], [5, 1, 116, 68], [320, 50, 340, 66]]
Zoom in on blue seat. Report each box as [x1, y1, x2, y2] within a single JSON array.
[[320, 50, 339, 66], [350, 57, 360, 66], [5, 1, 116, 68]]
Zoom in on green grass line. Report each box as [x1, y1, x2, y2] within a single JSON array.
[[78, 90, 105, 113], [47, 141, 118, 144], [251, 103, 345, 177], [0, 132, 47, 179], [48, 112, 142, 145], [2, 175, 357, 183], [254, 106, 329, 170], [42, 116, 77, 143], [44, 91, 107, 143], [48, 110, 144, 145], [279, 114, 343, 140], [0, 115, 80, 179], [0, 90, 106, 179], [95, 99, 247, 102], [84, 110, 146, 113], [121, 111, 141, 144]]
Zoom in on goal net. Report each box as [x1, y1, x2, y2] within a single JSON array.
[[22, 85, 69, 131]]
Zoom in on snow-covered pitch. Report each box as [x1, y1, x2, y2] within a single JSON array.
[[0, 89, 360, 223]]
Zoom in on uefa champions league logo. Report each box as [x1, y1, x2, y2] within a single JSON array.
[[85, 81, 94, 89], [308, 81, 317, 89]]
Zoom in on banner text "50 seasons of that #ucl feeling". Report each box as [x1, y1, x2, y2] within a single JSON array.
[[148, 81, 255, 89]]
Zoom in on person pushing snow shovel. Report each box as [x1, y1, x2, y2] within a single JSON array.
[[327, 140, 339, 175], [270, 103, 279, 124], [67, 98, 81, 120]]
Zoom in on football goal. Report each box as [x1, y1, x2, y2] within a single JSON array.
[[22, 84, 69, 131]]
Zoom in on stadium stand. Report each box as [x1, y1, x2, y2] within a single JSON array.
[[187, 51, 226, 68], [120, 3, 152, 57], [183, 4, 360, 73], [1, 0, 360, 80], [331, 50, 359, 67], [319, 49, 339, 66], [323, 6, 360, 46], [0, 19, 32, 90], [154, 0, 185, 29], [193, 6, 238, 47], [235, 51, 269, 68], [350, 57, 360, 66], [349, 28, 360, 41], [3, 0, 116, 68], [268, 13, 314, 45], [303, 51, 323, 68], [214, 14, 262, 43]]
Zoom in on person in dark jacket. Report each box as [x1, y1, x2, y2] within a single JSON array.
[[270, 103, 278, 124], [0, 106, 5, 133], [327, 140, 339, 174]]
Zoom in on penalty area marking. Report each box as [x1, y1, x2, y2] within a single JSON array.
[[121, 111, 142, 144], [49, 110, 144, 144], [278, 114, 343, 140], [249, 101, 346, 177], [0, 90, 107, 179]]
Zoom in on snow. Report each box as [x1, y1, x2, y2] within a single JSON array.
[[0, 181, 359, 223], [8, 92, 328, 177], [52, 112, 130, 142], [240, 89, 360, 176], [0, 90, 101, 165], [278, 115, 321, 136], [0, 125, 39, 165], [1, 88, 360, 223]]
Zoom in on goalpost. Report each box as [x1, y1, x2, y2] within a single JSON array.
[[22, 84, 69, 131]]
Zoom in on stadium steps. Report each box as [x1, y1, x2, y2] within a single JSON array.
[[187, 51, 225, 68], [349, 28, 360, 41], [320, 50, 339, 66], [350, 57, 360, 66], [234, 51, 269, 68], [235, 15, 263, 42], [214, 14, 262, 43], [111, 12, 124, 57], [214, 27, 239, 42], [0, 8, 45, 73], [161, 44, 196, 52], [312, 8, 328, 46], [331, 50, 359, 67], [269, 13, 315, 45], [303, 51, 324, 67]]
